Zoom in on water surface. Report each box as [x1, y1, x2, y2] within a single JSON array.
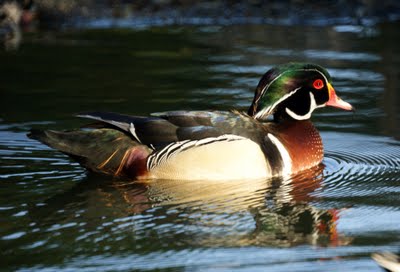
[[1, 22, 400, 271]]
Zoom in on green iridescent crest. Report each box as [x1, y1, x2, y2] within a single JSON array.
[[248, 63, 332, 120]]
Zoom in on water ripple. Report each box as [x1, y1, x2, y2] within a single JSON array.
[[239, 46, 381, 62], [322, 132, 400, 200], [208, 64, 384, 84], [328, 68, 384, 82], [20, 245, 400, 271]]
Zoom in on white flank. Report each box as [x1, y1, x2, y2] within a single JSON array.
[[147, 134, 270, 180], [285, 92, 317, 120], [267, 133, 292, 176]]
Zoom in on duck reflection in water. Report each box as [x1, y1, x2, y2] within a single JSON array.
[[31, 164, 349, 248], [118, 165, 347, 247]]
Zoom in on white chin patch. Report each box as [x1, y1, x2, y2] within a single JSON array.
[[285, 92, 317, 120]]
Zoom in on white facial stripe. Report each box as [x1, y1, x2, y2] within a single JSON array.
[[254, 87, 301, 119], [255, 67, 329, 118], [255, 70, 290, 105], [256, 68, 328, 104], [267, 134, 292, 175], [310, 68, 330, 86], [285, 92, 317, 120]]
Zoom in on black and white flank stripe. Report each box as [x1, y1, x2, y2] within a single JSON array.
[[147, 134, 246, 170]]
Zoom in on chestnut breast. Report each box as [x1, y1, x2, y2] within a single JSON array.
[[274, 120, 324, 173]]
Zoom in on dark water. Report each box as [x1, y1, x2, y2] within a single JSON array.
[[1, 22, 400, 271]]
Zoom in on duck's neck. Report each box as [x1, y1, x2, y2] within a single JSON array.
[[272, 120, 323, 174]]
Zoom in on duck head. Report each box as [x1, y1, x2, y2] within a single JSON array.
[[248, 63, 353, 121]]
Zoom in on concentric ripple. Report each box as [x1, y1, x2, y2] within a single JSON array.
[[321, 132, 400, 200]]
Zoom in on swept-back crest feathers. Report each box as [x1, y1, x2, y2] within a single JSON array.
[[248, 63, 332, 120]]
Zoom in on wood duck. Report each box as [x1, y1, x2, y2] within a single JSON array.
[[28, 63, 353, 181]]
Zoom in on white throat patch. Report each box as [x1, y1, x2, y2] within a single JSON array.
[[285, 92, 317, 120], [253, 67, 329, 120]]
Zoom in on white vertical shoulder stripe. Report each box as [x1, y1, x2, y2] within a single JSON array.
[[267, 133, 292, 176], [129, 123, 142, 143]]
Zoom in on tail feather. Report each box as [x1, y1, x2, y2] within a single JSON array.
[[28, 129, 152, 178]]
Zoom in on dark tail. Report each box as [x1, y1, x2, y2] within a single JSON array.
[[28, 129, 151, 177]]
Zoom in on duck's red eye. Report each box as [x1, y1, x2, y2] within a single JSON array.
[[313, 79, 324, 90]]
